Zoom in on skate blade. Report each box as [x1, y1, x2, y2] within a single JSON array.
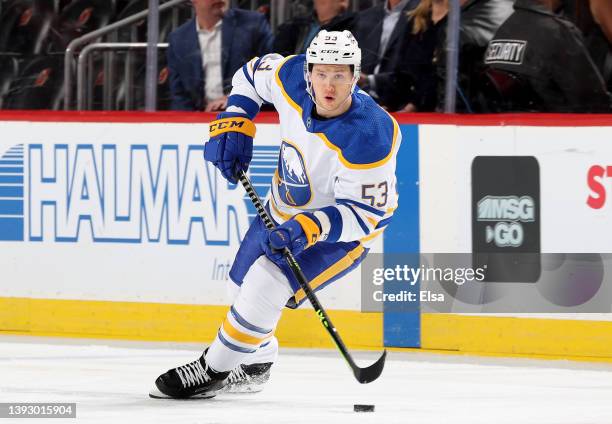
[[148, 386, 216, 400], [221, 384, 265, 394]]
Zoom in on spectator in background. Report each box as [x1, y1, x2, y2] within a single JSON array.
[[273, 0, 356, 56], [590, 0, 612, 44], [483, 0, 610, 112], [578, 0, 612, 91], [354, 0, 438, 112], [167, 0, 273, 111], [426, 0, 513, 112]]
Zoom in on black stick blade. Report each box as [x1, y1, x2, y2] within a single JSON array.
[[353, 350, 387, 384]]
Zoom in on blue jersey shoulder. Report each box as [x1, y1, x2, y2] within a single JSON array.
[[276, 54, 308, 107], [324, 94, 397, 166]]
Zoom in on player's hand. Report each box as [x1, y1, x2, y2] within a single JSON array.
[[204, 112, 255, 184], [260, 213, 321, 261]]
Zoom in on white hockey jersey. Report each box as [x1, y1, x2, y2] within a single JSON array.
[[226, 54, 401, 247]]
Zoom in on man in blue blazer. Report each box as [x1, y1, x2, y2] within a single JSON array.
[[167, 0, 273, 111]]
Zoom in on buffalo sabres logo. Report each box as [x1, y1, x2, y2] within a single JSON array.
[[277, 141, 311, 207]]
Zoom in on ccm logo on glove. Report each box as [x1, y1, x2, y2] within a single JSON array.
[[209, 117, 256, 138], [204, 113, 255, 184]]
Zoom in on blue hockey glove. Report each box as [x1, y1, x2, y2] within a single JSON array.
[[204, 112, 255, 184], [261, 213, 322, 261]]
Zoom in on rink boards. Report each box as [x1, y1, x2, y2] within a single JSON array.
[[1, 111, 612, 359]]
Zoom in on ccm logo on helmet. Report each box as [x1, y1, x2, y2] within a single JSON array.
[[320, 50, 339, 54], [209, 120, 245, 132]]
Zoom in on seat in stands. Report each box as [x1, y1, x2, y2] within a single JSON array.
[[0, 0, 54, 54], [0, 55, 20, 108], [47, 0, 114, 51], [3, 54, 64, 110]]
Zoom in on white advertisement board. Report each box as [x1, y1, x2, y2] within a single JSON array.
[[420, 124, 612, 253], [0, 120, 372, 310], [419, 123, 612, 319]]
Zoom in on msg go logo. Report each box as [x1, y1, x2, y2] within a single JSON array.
[[477, 196, 535, 247]]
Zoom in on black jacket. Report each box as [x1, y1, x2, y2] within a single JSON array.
[[354, 0, 437, 111], [583, 26, 612, 92], [483, 0, 610, 112], [273, 11, 356, 57]]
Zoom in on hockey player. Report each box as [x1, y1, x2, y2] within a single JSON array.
[[150, 30, 400, 399]]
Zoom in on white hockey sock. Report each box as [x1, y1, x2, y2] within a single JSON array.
[[243, 336, 279, 365], [206, 257, 293, 372]]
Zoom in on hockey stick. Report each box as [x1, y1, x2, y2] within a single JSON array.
[[238, 170, 386, 384]]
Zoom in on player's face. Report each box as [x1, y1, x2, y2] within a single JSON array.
[[310, 64, 354, 118]]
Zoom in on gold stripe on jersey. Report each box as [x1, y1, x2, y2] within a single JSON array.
[[314, 117, 399, 170], [274, 55, 301, 113], [360, 228, 385, 243], [294, 243, 365, 303]]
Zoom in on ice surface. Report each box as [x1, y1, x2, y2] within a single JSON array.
[[2, 336, 612, 424]]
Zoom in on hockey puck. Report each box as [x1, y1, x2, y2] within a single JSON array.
[[354, 404, 375, 412]]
